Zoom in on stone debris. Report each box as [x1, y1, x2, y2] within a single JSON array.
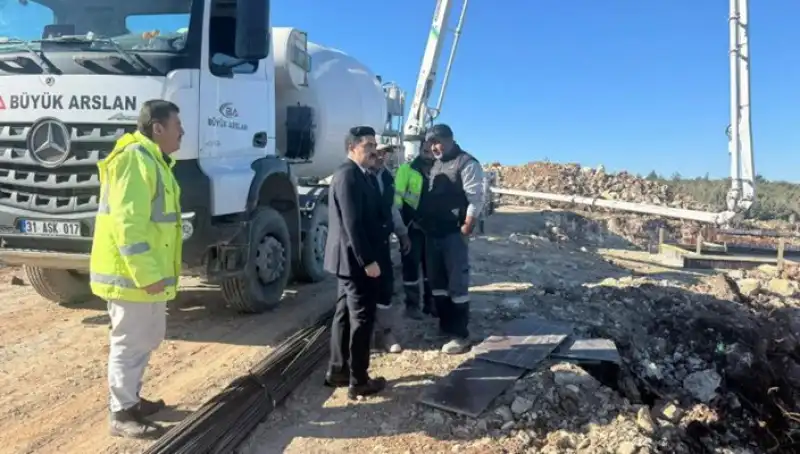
[[242, 205, 800, 454], [428, 269, 800, 453], [485, 161, 799, 247], [486, 161, 702, 209]]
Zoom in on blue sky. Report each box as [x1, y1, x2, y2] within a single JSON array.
[[2, 0, 798, 182], [277, 0, 798, 182]]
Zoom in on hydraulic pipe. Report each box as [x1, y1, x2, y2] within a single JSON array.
[[490, 187, 735, 225], [726, 0, 742, 212], [433, 0, 468, 116]]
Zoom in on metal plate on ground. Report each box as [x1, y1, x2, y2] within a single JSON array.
[[551, 338, 621, 365], [472, 316, 573, 370], [418, 358, 525, 417]]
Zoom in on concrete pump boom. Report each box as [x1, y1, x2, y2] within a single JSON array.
[[492, 0, 756, 227], [402, 0, 754, 227], [402, 0, 468, 162]]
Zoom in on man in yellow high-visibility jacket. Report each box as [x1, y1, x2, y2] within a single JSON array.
[[91, 99, 184, 439], [394, 144, 434, 320]]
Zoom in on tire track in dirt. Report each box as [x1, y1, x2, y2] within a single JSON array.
[[0, 276, 337, 454]]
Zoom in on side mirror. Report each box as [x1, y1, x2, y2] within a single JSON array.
[[235, 0, 269, 60]]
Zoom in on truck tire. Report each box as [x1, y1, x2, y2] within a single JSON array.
[[294, 204, 328, 283], [23, 266, 92, 305], [221, 207, 292, 314]]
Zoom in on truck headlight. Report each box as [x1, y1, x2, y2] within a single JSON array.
[[181, 212, 195, 240]]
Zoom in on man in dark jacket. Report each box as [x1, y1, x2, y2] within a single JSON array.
[[323, 126, 388, 399], [369, 143, 410, 353], [417, 124, 486, 354]]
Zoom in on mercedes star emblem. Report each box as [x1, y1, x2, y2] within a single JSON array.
[[27, 117, 71, 168]]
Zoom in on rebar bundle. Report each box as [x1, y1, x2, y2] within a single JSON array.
[[144, 307, 336, 454]]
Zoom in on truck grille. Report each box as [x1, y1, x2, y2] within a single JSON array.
[[0, 122, 136, 214]]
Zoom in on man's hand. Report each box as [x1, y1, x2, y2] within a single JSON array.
[[461, 216, 476, 236], [399, 234, 411, 254], [143, 279, 167, 295], [365, 262, 381, 278]]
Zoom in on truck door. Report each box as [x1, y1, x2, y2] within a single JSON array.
[[198, 6, 272, 216]]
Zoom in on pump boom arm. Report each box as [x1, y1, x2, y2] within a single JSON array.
[[492, 0, 755, 227], [402, 0, 468, 162]]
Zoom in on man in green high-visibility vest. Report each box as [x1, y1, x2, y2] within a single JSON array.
[[394, 142, 435, 320]]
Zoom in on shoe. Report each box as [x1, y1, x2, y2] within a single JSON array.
[[136, 397, 166, 417], [383, 331, 403, 354], [347, 377, 387, 400], [405, 306, 424, 320], [441, 337, 471, 355], [109, 407, 164, 439], [324, 371, 350, 388]]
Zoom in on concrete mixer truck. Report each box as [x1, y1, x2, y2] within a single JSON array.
[[0, 0, 406, 312]]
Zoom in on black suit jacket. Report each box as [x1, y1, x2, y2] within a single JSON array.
[[324, 160, 391, 278]]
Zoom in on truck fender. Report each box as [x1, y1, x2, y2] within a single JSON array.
[[247, 156, 301, 265]]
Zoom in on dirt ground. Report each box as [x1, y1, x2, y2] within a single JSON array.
[[0, 268, 337, 454], [3, 205, 797, 454], [238, 206, 726, 454]]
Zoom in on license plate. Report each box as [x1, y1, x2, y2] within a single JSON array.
[[19, 219, 82, 237]]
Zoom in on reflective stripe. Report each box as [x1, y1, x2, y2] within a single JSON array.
[[403, 280, 420, 286], [451, 295, 470, 304], [90, 272, 177, 288], [432, 289, 449, 296], [377, 303, 392, 310], [118, 242, 150, 256], [98, 144, 179, 223], [403, 190, 420, 209]]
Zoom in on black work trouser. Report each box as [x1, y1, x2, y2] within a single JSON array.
[[401, 227, 432, 310], [425, 231, 470, 339], [328, 274, 379, 385]]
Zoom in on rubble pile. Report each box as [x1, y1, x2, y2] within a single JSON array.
[[440, 270, 800, 452], [503, 206, 696, 250], [485, 162, 712, 247], [487, 162, 704, 209]]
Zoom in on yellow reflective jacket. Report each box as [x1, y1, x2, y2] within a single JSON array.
[[394, 161, 424, 210], [90, 131, 183, 302]]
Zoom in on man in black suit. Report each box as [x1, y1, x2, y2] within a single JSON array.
[[323, 126, 389, 399]]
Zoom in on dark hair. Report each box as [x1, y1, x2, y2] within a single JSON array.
[[137, 99, 180, 138], [344, 125, 376, 152], [425, 123, 454, 141]]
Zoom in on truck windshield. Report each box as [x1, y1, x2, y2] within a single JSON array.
[[0, 0, 192, 54]]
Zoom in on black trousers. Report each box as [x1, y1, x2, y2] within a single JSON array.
[[377, 251, 394, 309], [425, 232, 470, 339], [328, 274, 379, 385], [401, 227, 432, 309]]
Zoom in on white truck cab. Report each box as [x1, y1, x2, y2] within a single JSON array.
[[0, 0, 405, 312]]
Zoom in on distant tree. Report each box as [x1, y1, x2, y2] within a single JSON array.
[[663, 174, 800, 221], [645, 171, 659, 181], [671, 172, 682, 181]]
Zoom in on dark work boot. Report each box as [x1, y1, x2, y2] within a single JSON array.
[[136, 397, 166, 417], [404, 305, 424, 320], [109, 407, 164, 439], [347, 377, 387, 400], [422, 296, 438, 318], [324, 369, 350, 388]]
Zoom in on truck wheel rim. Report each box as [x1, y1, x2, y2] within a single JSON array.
[[255, 235, 285, 284]]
